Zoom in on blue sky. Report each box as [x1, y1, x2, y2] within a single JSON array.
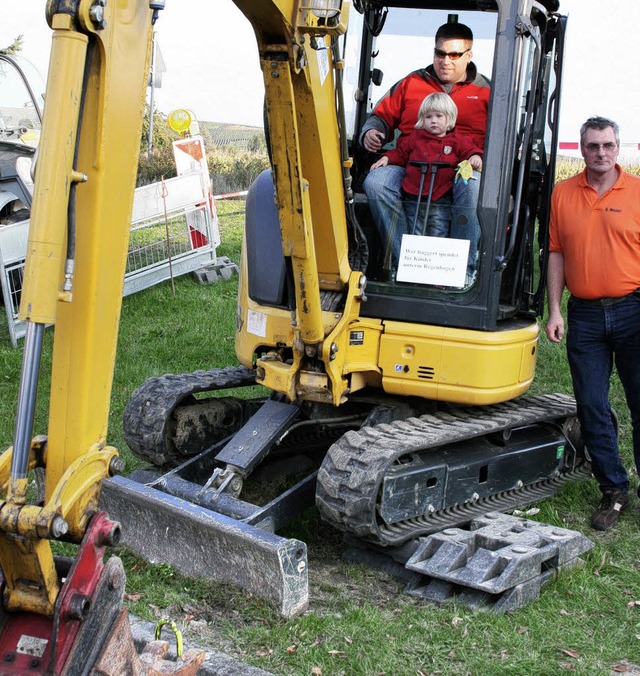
[[3, 0, 640, 155]]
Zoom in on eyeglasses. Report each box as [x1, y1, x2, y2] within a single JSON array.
[[434, 48, 470, 61], [584, 142, 618, 153]]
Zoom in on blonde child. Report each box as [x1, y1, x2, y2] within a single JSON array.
[[371, 92, 482, 241]]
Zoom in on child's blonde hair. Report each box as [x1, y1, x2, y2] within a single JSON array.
[[415, 92, 458, 132]]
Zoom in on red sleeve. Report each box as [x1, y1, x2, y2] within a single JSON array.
[[455, 133, 483, 160], [373, 78, 411, 133], [384, 139, 411, 167]]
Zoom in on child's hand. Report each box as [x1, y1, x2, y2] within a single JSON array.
[[370, 156, 389, 171], [469, 154, 482, 171]]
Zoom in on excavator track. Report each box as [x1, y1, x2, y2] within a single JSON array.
[[316, 393, 586, 547], [123, 365, 257, 467]]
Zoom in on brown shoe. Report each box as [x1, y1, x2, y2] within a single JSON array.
[[591, 490, 629, 531]]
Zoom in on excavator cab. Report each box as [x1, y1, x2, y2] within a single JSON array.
[[238, 0, 566, 406], [349, 3, 563, 331]]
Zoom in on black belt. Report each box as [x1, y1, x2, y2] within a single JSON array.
[[571, 289, 640, 306]]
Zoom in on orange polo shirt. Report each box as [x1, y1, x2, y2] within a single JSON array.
[[549, 166, 640, 299]]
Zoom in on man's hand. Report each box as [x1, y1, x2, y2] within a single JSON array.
[[545, 252, 566, 343], [363, 129, 385, 153], [545, 311, 565, 343]]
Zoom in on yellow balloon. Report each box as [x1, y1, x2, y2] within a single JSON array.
[[167, 109, 192, 133]]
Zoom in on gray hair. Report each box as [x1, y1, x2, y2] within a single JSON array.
[[580, 116, 620, 145]]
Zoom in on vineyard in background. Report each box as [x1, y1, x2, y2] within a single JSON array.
[[199, 122, 266, 154], [555, 155, 640, 180], [137, 108, 270, 194]]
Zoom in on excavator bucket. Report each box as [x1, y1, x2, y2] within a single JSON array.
[[0, 513, 206, 674]]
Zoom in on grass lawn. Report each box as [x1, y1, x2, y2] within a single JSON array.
[[1, 186, 640, 675]]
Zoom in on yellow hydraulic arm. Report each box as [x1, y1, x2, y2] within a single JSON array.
[[0, 0, 361, 621], [232, 1, 367, 404], [0, 0, 152, 616]]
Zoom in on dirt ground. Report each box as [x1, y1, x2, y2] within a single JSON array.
[[151, 519, 408, 659]]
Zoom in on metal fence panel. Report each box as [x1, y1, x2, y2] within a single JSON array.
[[0, 219, 29, 346], [123, 172, 218, 296], [1, 170, 220, 345]]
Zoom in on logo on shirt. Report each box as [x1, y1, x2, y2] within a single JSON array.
[[467, 95, 479, 99], [444, 146, 452, 155]]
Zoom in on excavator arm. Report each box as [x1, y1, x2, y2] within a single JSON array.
[[0, 1, 203, 672], [1, 0, 151, 609], [234, 1, 368, 405], [0, 0, 365, 668]]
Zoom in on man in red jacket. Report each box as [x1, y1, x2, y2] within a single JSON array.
[[361, 22, 490, 279]]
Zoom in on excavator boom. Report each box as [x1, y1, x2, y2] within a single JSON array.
[[0, 1, 204, 672]]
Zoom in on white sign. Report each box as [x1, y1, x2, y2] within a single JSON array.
[[172, 135, 207, 176], [396, 234, 470, 288], [317, 49, 330, 86], [17, 635, 48, 657], [247, 309, 267, 338]]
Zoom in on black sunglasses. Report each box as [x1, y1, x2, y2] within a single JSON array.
[[434, 48, 470, 61]]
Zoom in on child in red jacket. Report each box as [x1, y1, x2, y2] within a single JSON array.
[[370, 92, 482, 239]]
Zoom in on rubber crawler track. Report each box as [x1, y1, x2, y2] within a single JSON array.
[[316, 393, 585, 546], [123, 366, 256, 467]]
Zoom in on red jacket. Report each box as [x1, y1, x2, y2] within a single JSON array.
[[363, 64, 490, 150], [384, 129, 482, 201]]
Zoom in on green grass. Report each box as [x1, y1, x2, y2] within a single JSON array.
[[2, 187, 640, 675]]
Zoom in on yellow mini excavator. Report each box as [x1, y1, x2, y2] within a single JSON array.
[[0, 0, 591, 670]]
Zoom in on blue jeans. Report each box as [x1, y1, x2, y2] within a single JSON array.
[[450, 172, 481, 281], [404, 192, 452, 238], [363, 164, 480, 277], [364, 165, 408, 269], [566, 294, 640, 495]]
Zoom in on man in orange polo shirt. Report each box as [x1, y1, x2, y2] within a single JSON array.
[[546, 116, 640, 530]]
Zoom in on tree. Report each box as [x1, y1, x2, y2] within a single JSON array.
[[0, 36, 24, 55], [248, 133, 266, 154], [140, 104, 179, 155]]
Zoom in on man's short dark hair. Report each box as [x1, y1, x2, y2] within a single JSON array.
[[435, 22, 474, 44]]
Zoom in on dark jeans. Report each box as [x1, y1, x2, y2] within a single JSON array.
[[566, 293, 640, 495]]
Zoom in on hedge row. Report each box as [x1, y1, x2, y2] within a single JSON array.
[[137, 144, 270, 194]]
